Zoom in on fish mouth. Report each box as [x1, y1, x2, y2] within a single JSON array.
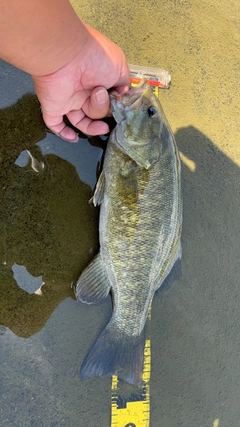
[[110, 78, 148, 123], [121, 77, 148, 107]]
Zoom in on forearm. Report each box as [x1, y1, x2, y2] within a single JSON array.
[[0, 0, 89, 76]]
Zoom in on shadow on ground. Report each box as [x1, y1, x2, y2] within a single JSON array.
[[151, 125, 240, 427]]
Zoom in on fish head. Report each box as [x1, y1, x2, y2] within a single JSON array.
[[110, 78, 164, 169]]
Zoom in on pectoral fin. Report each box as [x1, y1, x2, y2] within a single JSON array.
[[90, 171, 106, 206], [74, 253, 110, 304]]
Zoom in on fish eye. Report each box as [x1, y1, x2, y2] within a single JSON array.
[[147, 106, 158, 117]]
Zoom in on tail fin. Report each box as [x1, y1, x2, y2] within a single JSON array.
[[80, 321, 145, 387]]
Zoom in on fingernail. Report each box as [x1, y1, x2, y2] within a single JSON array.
[[95, 89, 108, 105]]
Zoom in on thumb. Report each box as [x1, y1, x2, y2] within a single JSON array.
[[83, 86, 110, 119]]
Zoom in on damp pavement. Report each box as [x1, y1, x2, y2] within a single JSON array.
[[0, 1, 240, 425]]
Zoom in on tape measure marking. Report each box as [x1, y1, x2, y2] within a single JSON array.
[[111, 304, 151, 427]]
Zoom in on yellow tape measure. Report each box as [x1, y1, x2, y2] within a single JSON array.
[[152, 87, 159, 97], [111, 310, 151, 427]]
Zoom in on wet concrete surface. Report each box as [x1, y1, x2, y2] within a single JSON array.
[[0, 0, 240, 425]]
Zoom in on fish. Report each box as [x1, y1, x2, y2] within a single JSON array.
[[74, 78, 182, 386]]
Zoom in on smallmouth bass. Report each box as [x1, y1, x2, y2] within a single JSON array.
[[75, 78, 182, 386]]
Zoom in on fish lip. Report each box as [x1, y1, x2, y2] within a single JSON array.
[[110, 78, 148, 120]]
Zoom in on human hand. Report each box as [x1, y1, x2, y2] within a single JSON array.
[[32, 24, 130, 141]]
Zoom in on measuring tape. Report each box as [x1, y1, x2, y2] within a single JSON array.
[[111, 310, 151, 427], [151, 86, 159, 98]]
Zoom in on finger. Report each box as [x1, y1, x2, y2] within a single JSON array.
[[87, 120, 109, 135], [83, 87, 110, 120], [73, 115, 109, 136], [113, 66, 131, 93], [67, 109, 108, 135], [113, 83, 130, 94], [67, 109, 85, 128], [58, 126, 79, 142], [42, 112, 79, 142]]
